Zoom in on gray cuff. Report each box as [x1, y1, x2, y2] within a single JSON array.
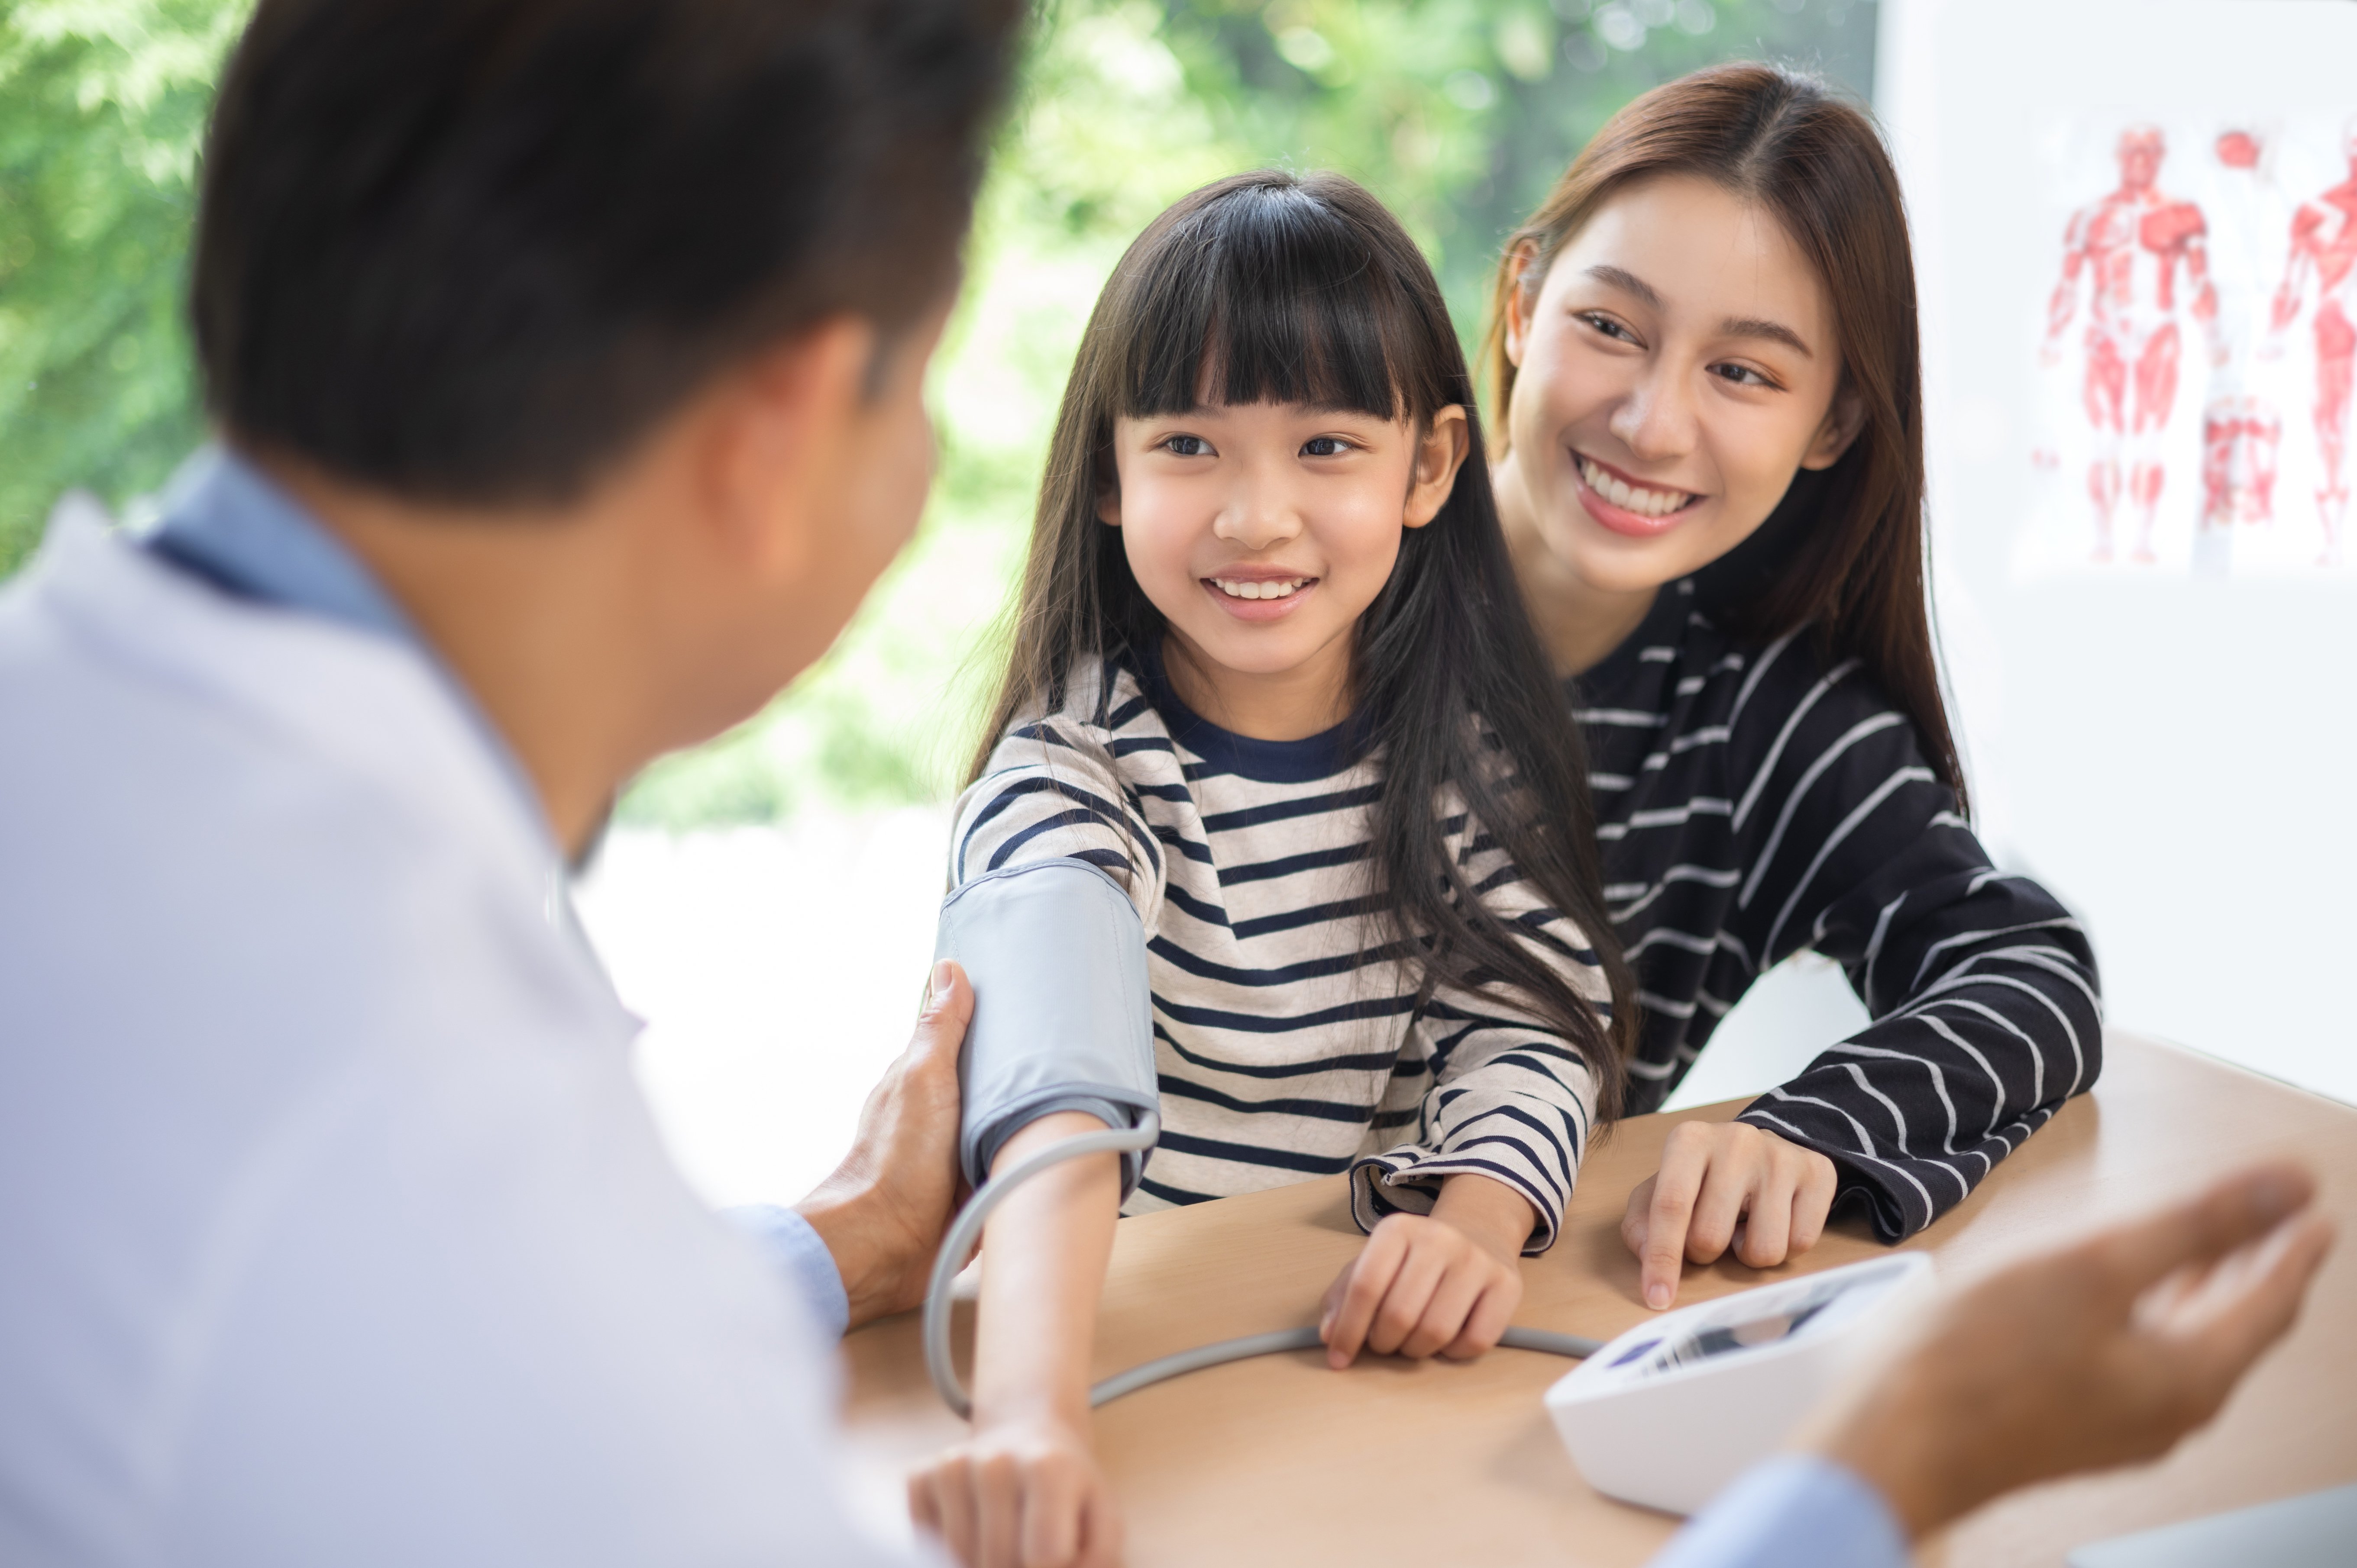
[[972, 1094, 1142, 1195], [937, 859, 1161, 1200]]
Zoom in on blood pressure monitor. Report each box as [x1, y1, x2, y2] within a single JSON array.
[[1544, 1253, 1937, 1515]]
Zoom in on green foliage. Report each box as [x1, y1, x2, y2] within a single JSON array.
[[628, 0, 1874, 829], [0, 0, 1872, 828], [0, 0, 249, 573]]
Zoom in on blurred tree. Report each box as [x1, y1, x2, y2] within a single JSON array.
[[0, 0, 249, 574], [0, 0, 1874, 825], [1156, 0, 1874, 342]]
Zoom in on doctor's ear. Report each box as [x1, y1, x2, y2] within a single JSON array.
[[1799, 384, 1867, 471]]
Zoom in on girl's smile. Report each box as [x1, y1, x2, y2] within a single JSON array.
[[1203, 567, 1319, 617]]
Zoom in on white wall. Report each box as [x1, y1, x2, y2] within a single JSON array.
[[1877, 0, 2357, 1105]]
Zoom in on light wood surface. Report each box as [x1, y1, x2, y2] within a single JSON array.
[[841, 1032, 2357, 1565]]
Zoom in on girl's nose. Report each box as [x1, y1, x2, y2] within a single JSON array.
[[1212, 484, 1303, 551]]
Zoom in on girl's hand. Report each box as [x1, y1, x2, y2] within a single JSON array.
[[1622, 1120, 1839, 1310], [909, 1413, 1124, 1568], [1319, 1175, 1532, 1368]]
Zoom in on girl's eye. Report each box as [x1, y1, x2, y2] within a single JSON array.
[[1579, 311, 1640, 345], [1301, 436, 1351, 457], [1161, 434, 1212, 457], [1709, 361, 1776, 389]]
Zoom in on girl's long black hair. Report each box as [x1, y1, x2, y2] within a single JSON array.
[[971, 169, 1638, 1114]]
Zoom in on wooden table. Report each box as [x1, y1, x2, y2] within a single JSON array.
[[841, 1033, 2357, 1565]]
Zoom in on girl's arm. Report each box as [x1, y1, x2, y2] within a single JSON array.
[[1327, 836, 1610, 1366], [908, 1110, 1123, 1568]]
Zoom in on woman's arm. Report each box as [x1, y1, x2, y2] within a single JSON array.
[[908, 1110, 1123, 1568], [1624, 643, 2100, 1305]]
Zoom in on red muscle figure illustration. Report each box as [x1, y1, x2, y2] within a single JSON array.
[[2043, 127, 2224, 564], [2269, 119, 2357, 565], [2201, 129, 2283, 540]]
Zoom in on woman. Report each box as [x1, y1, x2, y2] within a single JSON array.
[[1487, 65, 2101, 1308]]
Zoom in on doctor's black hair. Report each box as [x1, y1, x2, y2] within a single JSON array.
[[973, 170, 1639, 1117], [192, 0, 1022, 501]]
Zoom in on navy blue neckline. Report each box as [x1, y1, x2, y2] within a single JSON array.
[[1131, 639, 1370, 785]]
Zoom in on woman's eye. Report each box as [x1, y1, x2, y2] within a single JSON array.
[[1709, 362, 1775, 388], [1301, 436, 1351, 457], [1580, 312, 1639, 345], [1161, 435, 1211, 457]]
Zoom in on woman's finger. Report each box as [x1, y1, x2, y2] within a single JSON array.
[[1641, 1135, 1711, 1308], [1736, 1157, 1797, 1267], [1788, 1149, 1839, 1254], [1681, 1138, 1758, 1266], [1622, 1174, 1659, 1255]]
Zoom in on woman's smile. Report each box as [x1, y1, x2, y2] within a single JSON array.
[[1571, 449, 1703, 537]]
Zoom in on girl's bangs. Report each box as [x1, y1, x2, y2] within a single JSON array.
[[1114, 185, 1419, 421]]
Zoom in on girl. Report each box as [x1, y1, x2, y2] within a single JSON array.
[[908, 171, 1632, 1568], [1487, 65, 2103, 1311]]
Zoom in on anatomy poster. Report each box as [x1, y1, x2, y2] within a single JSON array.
[[2021, 116, 2357, 577]]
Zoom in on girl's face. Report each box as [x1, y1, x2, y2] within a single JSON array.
[[1498, 174, 1860, 601], [1101, 400, 1467, 739]]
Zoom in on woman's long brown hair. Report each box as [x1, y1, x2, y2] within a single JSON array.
[[971, 169, 1639, 1116], [1484, 64, 1966, 813]]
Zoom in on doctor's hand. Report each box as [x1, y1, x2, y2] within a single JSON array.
[[793, 960, 972, 1329], [1320, 1174, 1531, 1368], [1623, 1120, 1838, 1310], [910, 1412, 1124, 1568], [1798, 1161, 2335, 1541]]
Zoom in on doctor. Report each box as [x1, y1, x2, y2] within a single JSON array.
[[0, 1, 2332, 1566], [0, 0, 1022, 1562]]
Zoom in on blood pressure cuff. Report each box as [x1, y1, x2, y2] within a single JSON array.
[[933, 858, 1159, 1197]]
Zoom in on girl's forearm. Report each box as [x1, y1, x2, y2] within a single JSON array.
[[1432, 1171, 1537, 1261], [973, 1110, 1123, 1429]]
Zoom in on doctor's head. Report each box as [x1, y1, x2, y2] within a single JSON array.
[[192, 0, 1021, 744]]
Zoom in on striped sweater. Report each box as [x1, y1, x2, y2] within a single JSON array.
[[950, 652, 1611, 1252], [1581, 579, 2103, 1241]]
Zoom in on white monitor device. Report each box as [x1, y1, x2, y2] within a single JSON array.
[[1544, 1254, 1937, 1515]]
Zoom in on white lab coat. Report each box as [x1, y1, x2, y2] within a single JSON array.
[[0, 511, 921, 1566]]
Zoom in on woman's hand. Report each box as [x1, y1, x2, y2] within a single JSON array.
[[1319, 1174, 1532, 1368], [1622, 1120, 1838, 1309], [909, 1413, 1123, 1568]]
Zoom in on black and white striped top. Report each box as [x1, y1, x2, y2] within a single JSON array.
[[1579, 580, 2102, 1241], [950, 652, 1611, 1252]]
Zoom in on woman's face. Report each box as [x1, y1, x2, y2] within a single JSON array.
[[1500, 174, 1859, 598]]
